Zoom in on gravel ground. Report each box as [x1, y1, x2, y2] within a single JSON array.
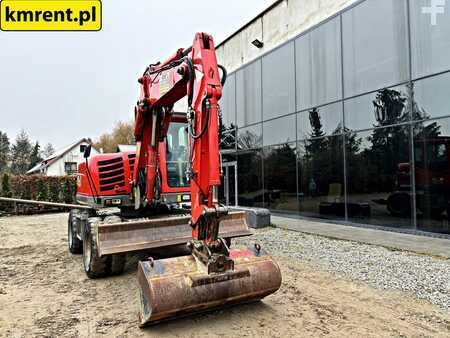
[[2, 213, 450, 337], [236, 227, 450, 312]]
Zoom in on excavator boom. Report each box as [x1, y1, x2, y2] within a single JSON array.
[[135, 32, 281, 326]]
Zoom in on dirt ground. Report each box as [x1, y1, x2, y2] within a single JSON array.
[[0, 213, 449, 337]]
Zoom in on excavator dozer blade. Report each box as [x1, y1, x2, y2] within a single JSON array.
[[96, 211, 251, 256], [137, 246, 282, 326]]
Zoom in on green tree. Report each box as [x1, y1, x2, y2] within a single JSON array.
[[0, 131, 9, 173], [29, 142, 43, 169], [10, 130, 32, 175], [1, 173, 12, 197]]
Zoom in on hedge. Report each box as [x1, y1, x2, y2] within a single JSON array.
[[0, 174, 77, 214]]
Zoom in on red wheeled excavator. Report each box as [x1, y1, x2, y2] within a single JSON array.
[[73, 32, 281, 325]]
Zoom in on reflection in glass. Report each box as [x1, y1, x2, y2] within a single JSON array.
[[342, 0, 409, 97], [220, 74, 236, 129], [410, 0, 450, 78], [413, 119, 450, 234], [344, 86, 409, 131], [346, 127, 412, 228], [298, 102, 343, 140], [237, 124, 262, 150], [219, 124, 236, 151], [237, 150, 263, 207], [219, 154, 237, 207], [236, 60, 262, 127], [262, 42, 296, 120], [263, 143, 298, 213], [295, 16, 342, 110], [297, 136, 345, 219], [263, 115, 296, 146], [412, 73, 450, 121]]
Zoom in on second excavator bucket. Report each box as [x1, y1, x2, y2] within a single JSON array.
[[137, 245, 282, 326], [95, 211, 251, 256]]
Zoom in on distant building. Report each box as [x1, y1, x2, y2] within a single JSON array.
[[27, 138, 98, 176]]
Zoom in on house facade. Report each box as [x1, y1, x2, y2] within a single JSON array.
[[27, 139, 98, 176]]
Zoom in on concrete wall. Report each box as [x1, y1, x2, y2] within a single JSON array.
[[216, 0, 360, 73], [46, 142, 98, 176]]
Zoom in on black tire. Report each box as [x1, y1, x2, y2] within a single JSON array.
[[83, 217, 109, 279], [109, 255, 126, 275], [103, 215, 126, 276], [68, 210, 82, 254]]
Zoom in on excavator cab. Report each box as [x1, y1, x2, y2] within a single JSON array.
[[157, 119, 191, 207]]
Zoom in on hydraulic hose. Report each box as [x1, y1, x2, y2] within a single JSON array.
[[218, 64, 227, 87]]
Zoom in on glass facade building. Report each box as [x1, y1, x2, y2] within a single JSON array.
[[219, 0, 450, 236]]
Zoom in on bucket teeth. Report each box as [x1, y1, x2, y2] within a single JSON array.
[[137, 246, 282, 326]]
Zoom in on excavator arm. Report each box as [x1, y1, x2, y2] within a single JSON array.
[[136, 33, 281, 326], [133, 33, 231, 261]]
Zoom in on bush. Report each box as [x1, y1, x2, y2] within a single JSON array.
[[1, 173, 12, 197], [0, 175, 77, 214]]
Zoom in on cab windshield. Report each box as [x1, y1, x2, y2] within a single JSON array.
[[166, 122, 189, 187]]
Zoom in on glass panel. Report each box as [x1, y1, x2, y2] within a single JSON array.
[[410, 0, 450, 79], [412, 73, 450, 121], [297, 136, 345, 220], [297, 102, 343, 140], [220, 74, 236, 151], [346, 127, 413, 228], [236, 60, 262, 127], [237, 150, 263, 207], [264, 143, 298, 213], [344, 85, 409, 131], [166, 122, 189, 188], [237, 123, 262, 150], [219, 127, 236, 151], [413, 119, 450, 234], [342, 0, 409, 97], [228, 164, 237, 206], [295, 16, 342, 110], [220, 73, 236, 129], [219, 154, 237, 207], [262, 42, 296, 120], [263, 115, 296, 146]]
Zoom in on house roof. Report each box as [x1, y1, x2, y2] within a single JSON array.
[[27, 138, 93, 174]]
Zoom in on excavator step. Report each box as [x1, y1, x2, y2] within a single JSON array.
[[96, 211, 251, 256], [137, 245, 282, 326]]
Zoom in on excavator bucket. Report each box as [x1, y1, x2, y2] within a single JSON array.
[[96, 211, 251, 256], [137, 245, 282, 326]]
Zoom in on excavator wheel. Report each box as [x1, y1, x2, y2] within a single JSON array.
[[103, 215, 127, 275], [68, 210, 82, 254], [109, 255, 126, 275], [83, 217, 110, 279]]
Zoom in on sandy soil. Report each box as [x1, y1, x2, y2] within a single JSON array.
[[0, 213, 449, 337]]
